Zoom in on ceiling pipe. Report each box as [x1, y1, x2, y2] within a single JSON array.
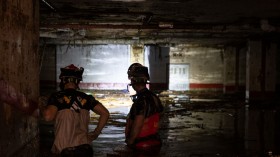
[[40, 23, 264, 33], [41, 37, 246, 45], [41, 0, 56, 11]]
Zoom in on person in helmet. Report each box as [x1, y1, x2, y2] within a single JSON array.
[[43, 64, 109, 157], [125, 63, 164, 155]]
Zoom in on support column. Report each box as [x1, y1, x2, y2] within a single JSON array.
[[246, 40, 277, 103], [264, 42, 277, 93], [0, 0, 39, 156], [223, 47, 237, 94], [130, 44, 144, 64]]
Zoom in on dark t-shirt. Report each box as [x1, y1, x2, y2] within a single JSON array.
[[47, 88, 100, 112], [128, 88, 163, 120]]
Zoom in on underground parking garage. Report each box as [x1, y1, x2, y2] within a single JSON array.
[[1, 0, 280, 156]]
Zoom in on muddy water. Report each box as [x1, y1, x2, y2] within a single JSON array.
[[40, 100, 280, 157], [90, 105, 238, 157]]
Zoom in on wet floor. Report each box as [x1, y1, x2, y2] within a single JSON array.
[[90, 104, 240, 157], [39, 91, 280, 157]]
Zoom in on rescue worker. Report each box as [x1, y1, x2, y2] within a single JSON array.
[[43, 64, 109, 157], [125, 63, 164, 155]]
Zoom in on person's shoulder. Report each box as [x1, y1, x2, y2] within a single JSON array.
[[47, 90, 64, 103], [142, 89, 157, 97], [75, 90, 89, 96], [75, 90, 95, 100]]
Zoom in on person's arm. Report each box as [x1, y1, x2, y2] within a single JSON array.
[[126, 115, 145, 145], [43, 105, 58, 121], [88, 103, 109, 141]]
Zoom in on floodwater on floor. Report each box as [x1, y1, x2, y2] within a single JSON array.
[[39, 92, 280, 157]]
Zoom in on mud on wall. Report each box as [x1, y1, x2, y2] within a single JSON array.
[[0, 0, 39, 156], [170, 45, 224, 91], [169, 44, 247, 91]]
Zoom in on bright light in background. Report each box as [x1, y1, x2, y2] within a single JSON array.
[[55, 44, 144, 115], [57, 44, 130, 90], [127, 85, 136, 95], [169, 64, 190, 91]]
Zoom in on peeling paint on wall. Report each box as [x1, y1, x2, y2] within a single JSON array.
[[171, 45, 224, 84]]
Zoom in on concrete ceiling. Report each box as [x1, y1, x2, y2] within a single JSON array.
[[40, 0, 280, 45]]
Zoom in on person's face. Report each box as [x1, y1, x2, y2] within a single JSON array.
[[131, 81, 146, 93], [64, 81, 78, 89], [131, 83, 137, 90], [130, 80, 139, 90], [127, 83, 136, 95]]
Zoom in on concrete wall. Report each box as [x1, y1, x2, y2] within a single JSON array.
[[0, 0, 39, 156], [40, 43, 248, 92], [245, 40, 279, 101], [170, 45, 225, 91], [40, 45, 57, 91], [223, 46, 247, 93]]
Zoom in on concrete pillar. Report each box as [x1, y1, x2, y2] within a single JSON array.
[[264, 42, 277, 92], [0, 0, 39, 156], [246, 40, 277, 103], [145, 45, 170, 90], [130, 44, 144, 64], [223, 47, 237, 94]]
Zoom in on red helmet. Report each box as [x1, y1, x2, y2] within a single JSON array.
[[59, 64, 84, 81], [59, 64, 84, 89]]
